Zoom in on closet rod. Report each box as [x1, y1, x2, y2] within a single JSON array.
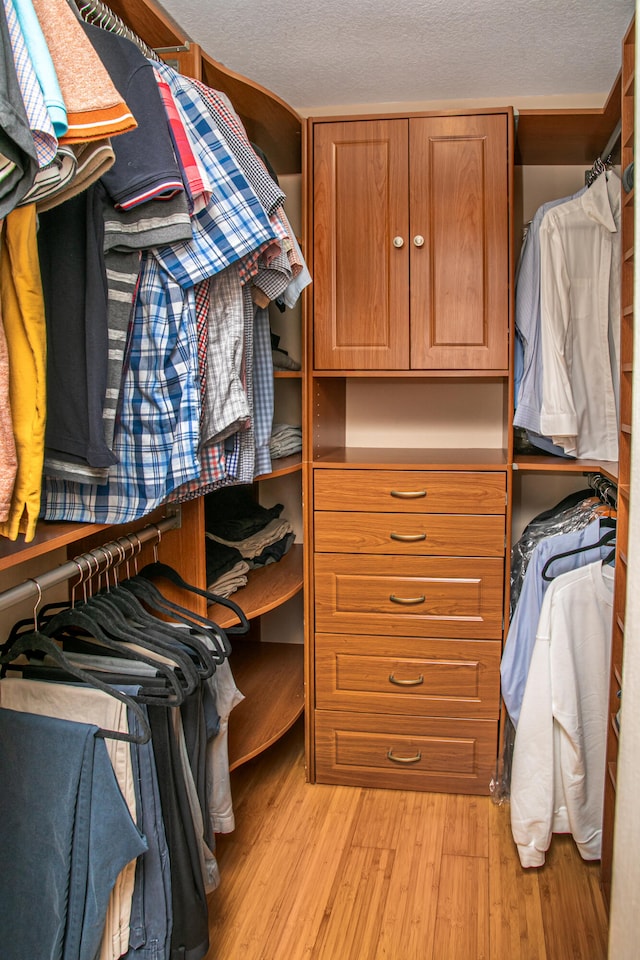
[[0, 512, 181, 614], [600, 118, 622, 162], [72, 0, 189, 62]]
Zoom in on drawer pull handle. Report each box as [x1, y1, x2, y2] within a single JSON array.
[[390, 489, 427, 499], [390, 594, 425, 605], [387, 749, 422, 764], [389, 673, 424, 686], [390, 532, 426, 542]]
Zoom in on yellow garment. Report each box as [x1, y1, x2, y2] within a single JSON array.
[[0, 206, 46, 541], [0, 298, 17, 521]]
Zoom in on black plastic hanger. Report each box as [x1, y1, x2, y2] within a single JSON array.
[[138, 560, 250, 636], [37, 603, 187, 706], [541, 527, 617, 581], [0, 630, 152, 744]]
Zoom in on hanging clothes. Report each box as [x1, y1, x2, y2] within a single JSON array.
[[539, 170, 621, 460], [510, 560, 614, 868]]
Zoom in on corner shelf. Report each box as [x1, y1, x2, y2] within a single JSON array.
[[227, 640, 304, 770], [207, 543, 303, 627]]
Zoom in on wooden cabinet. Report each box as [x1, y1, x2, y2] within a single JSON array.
[[311, 112, 510, 372], [310, 466, 506, 794]]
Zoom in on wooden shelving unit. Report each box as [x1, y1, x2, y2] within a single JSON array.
[[227, 640, 304, 770], [207, 544, 303, 629], [601, 15, 635, 910]]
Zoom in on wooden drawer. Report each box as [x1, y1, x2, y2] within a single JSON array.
[[314, 511, 505, 556], [314, 554, 504, 639], [314, 710, 498, 794], [315, 634, 501, 719], [314, 469, 507, 514]]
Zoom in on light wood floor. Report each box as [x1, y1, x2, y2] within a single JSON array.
[[206, 718, 608, 960]]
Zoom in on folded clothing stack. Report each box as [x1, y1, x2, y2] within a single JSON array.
[[271, 332, 301, 371], [204, 485, 296, 588], [269, 423, 302, 459]]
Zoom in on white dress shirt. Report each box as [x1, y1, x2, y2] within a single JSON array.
[[510, 561, 614, 868], [539, 171, 621, 461]]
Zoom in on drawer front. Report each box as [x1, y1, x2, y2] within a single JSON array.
[[314, 554, 504, 639], [314, 511, 505, 556], [315, 634, 501, 718], [314, 469, 507, 514], [314, 710, 497, 794]]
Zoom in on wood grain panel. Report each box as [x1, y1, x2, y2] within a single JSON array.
[[409, 114, 509, 370], [312, 120, 410, 369], [313, 468, 507, 513], [314, 710, 498, 794], [314, 554, 504, 639], [314, 511, 505, 556], [433, 854, 489, 959], [314, 633, 501, 718]]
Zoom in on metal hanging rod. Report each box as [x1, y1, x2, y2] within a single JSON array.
[[600, 119, 622, 163], [72, 0, 189, 63], [0, 511, 181, 614]]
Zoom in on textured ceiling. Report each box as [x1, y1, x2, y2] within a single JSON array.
[[157, 0, 635, 112]]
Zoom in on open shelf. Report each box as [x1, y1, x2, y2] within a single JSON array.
[[512, 455, 619, 482], [0, 522, 111, 573], [256, 453, 302, 480], [207, 544, 303, 628], [227, 639, 304, 770], [515, 73, 621, 165], [313, 447, 509, 470]]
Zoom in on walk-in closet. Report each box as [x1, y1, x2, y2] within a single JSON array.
[[0, 0, 638, 957]]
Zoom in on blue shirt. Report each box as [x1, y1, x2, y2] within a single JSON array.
[[152, 61, 278, 288], [501, 518, 613, 726]]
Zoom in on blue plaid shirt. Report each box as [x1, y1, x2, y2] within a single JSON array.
[[42, 251, 201, 523], [152, 61, 278, 289]]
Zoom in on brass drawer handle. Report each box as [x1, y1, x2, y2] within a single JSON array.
[[390, 532, 426, 542], [389, 673, 424, 686], [390, 489, 426, 499], [387, 749, 422, 764], [389, 594, 425, 605]]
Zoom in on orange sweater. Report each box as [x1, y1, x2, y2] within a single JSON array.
[[31, 0, 137, 144]]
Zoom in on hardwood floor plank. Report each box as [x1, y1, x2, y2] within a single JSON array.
[[538, 837, 608, 960], [374, 790, 448, 960], [433, 853, 490, 959], [443, 793, 490, 858], [488, 798, 547, 960], [310, 845, 395, 960], [256, 783, 363, 960]]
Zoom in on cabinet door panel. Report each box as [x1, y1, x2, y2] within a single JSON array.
[[313, 119, 410, 369], [409, 114, 509, 370]]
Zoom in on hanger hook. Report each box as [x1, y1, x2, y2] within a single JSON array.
[[125, 532, 143, 575], [28, 578, 42, 631], [70, 557, 87, 608]]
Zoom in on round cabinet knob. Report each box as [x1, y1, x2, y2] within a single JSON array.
[[413, 235, 425, 247], [392, 236, 405, 248]]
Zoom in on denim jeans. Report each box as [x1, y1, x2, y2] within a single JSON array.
[[0, 707, 146, 960], [124, 706, 173, 960]]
